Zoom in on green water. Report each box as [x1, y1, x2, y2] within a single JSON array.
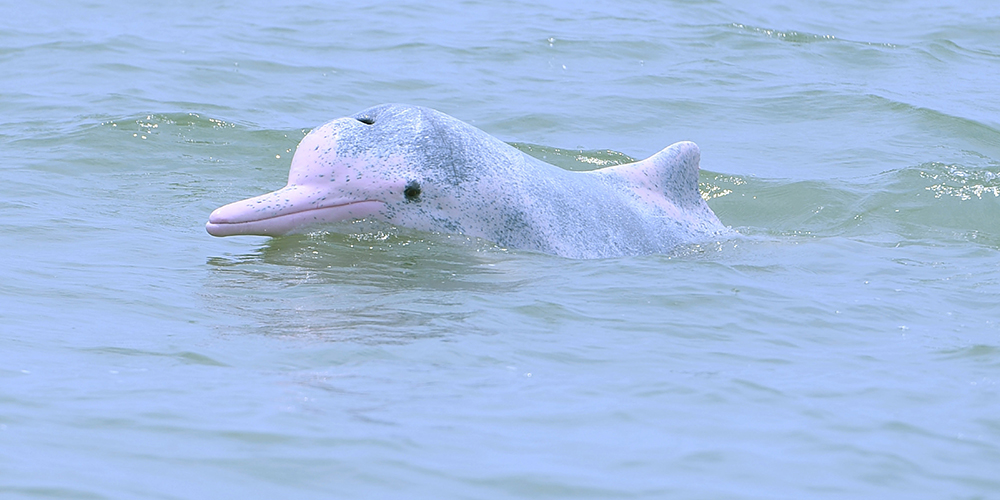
[[2, 1, 999, 498]]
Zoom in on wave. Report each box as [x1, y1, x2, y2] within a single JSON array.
[[704, 163, 1000, 247]]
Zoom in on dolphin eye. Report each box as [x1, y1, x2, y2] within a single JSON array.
[[355, 114, 375, 125], [403, 180, 421, 201]]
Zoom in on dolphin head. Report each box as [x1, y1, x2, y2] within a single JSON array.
[[206, 104, 507, 238]]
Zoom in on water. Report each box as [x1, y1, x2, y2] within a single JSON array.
[[2, 1, 999, 498]]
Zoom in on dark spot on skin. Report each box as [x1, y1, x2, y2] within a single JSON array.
[[404, 180, 421, 202]]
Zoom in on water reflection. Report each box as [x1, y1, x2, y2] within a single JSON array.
[[203, 225, 547, 342]]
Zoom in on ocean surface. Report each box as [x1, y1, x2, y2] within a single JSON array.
[[2, 1, 999, 498]]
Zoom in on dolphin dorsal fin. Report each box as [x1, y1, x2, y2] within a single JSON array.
[[595, 141, 704, 210]]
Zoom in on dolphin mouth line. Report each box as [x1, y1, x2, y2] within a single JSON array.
[[206, 199, 384, 237], [208, 200, 381, 225]]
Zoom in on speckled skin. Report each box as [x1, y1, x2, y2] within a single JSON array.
[[206, 104, 728, 259]]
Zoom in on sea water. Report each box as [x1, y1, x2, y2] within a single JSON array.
[[1, 1, 998, 498]]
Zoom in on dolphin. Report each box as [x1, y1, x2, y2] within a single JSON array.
[[206, 104, 728, 259]]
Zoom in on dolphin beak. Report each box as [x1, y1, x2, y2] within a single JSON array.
[[206, 184, 383, 237]]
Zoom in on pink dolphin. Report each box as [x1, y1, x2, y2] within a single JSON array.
[[206, 104, 728, 258]]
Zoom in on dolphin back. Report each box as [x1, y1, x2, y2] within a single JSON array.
[[595, 142, 704, 209], [589, 141, 726, 241]]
